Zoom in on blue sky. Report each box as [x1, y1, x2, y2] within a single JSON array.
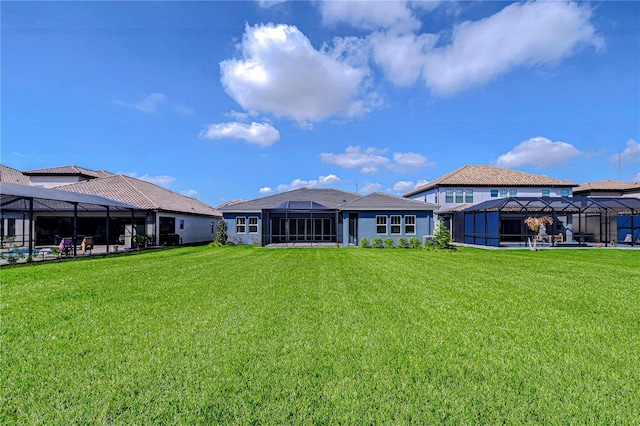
[[2, 0, 639, 206]]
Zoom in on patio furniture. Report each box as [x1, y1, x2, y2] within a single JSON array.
[[59, 237, 73, 257], [81, 236, 94, 254]]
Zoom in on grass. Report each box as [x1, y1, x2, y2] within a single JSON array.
[[2, 246, 639, 424]]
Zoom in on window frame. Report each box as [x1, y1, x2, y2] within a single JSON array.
[[376, 215, 388, 235], [465, 189, 473, 203], [499, 189, 508, 197], [455, 189, 464, 203], [445, 190, 453, 203], [560, 188, 570, 197], [248, 216, 259, 234], [541, 189, 551, 197], [508, 189, 517, 197], [490, 189, 499, 198], [236, 217, 246, 234], [404, 215, 416, 235], [390, 215, 402, 234]]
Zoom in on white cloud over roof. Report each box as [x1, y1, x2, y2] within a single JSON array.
[[220, 23, 373, 124], [321, 145, 434, 174], [609, 139, 640, 166], [273, 174, 342, 192], [199, 122, 280, 147], [495, 136, 582, 169]]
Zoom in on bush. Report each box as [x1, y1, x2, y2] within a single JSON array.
[[408, 237, 421, 249], [433, 218, 454, 250], [384, 238, 395, 248], [215, 220, 228, 245], [397, 237, 408, 248], [360, 238, 370, 248], [372, 237, 384, 248]]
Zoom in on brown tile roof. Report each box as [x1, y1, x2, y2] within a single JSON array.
[[0, 164, 30, 185], [59, 175, 220, 217], [23, 165, 111, 179], [573, 180, 640, 194], [404, 165, 578, 197]]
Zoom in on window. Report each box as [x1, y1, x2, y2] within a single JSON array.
[[508, 189, 517, 197], [405, 216, 416, 235], [248, 217, 258, 234], [445, 190, 453, 203], [6, 219, 15, 237], [236, 217, 246, 233], [465, 189, 473, 203], [499, 189, 508, 197], [179, 219, 184, 230], [490, 189, 499, 198], [376, 215, 387, 234], [390, 215, 401, 234], [455, 189, 463, 203], [541, 189, 550, 197], [560, 188, 570, 197]]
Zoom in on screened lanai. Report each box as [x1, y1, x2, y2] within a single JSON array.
[[455, 196, 640, 247], [262, 200, 340, 246], [1, 182, 144, 256]]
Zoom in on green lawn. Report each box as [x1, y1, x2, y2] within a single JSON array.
[[2, 246, 639, 424]]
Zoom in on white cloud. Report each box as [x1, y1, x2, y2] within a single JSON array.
[[256, 0, 287, 8], [391, 179, 429, 194], [422, 1, 604, 95], [370, 31, 438, 87], [199, 122, 280, 147], [274, 174, 342, 192], [115, 93, 166, 114], [609, 139, 640, 166], [259, 187, 273, 194], [634, 172, 640, 182], [320, 145, 389, 174], [181, 189, 198, 197], [495, 136, 582, 169], [321, 0, 420, 31], [321, 146, 433, 174], [360, 182, 382, 194], [122, 172, 176, 188], [220, 23, 373, 125], [388, 152, 435, 173]]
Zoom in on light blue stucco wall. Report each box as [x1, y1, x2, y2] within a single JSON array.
[[224, 213, 262, 245], [342, 211, 433, 246]]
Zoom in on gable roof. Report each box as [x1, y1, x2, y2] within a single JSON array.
[[0, 164, 30, 185], [23, 165, 113, 179], [59, 174, 220, 217], [219, 188, 361, 213], [573, 180, 640, 194], [340, 192, 438, 211], [404, 165, 578, 197]]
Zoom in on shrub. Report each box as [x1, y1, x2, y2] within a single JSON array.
[[408, 237, 421, 249], [372, 237, 384, 248], [215, 220, 228, 245], [433, 218, 454, 250], [397, 237, 408, 248], [384, 238, 395, 248], [360, 238, 370, 248]]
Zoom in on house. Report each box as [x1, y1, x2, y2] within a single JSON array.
[[1, 164, 220, 247], [573, 180, 640, 198], [219, 188, 438, 246], [60, 174, 221, 246]]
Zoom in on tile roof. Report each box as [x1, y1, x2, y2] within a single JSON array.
[[219, 188, 361, 212], [573, 180, 640, 194], [340, 192, 438, 211], [0, 164, 30, 185], [404, 165, 578, 197], [23, 165, 112, 179], [59, 174, 220, 217]]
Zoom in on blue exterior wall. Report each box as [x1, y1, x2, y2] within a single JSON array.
[[343, 211, 433, 246], [223, 213, 262, 245]]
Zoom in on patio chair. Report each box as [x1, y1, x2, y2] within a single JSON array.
[[59, 237, 73, 257], [81, 236, 94, 254]]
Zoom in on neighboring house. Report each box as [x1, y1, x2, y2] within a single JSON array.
[[573, 180, 640, 198], [404, 165, 578, 245], [0, 165, 31, 244], [60, 174, 220, 246], [404, 165, 578, 211], [219, 187, 438, 246], [1, 164, 220, 247]]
